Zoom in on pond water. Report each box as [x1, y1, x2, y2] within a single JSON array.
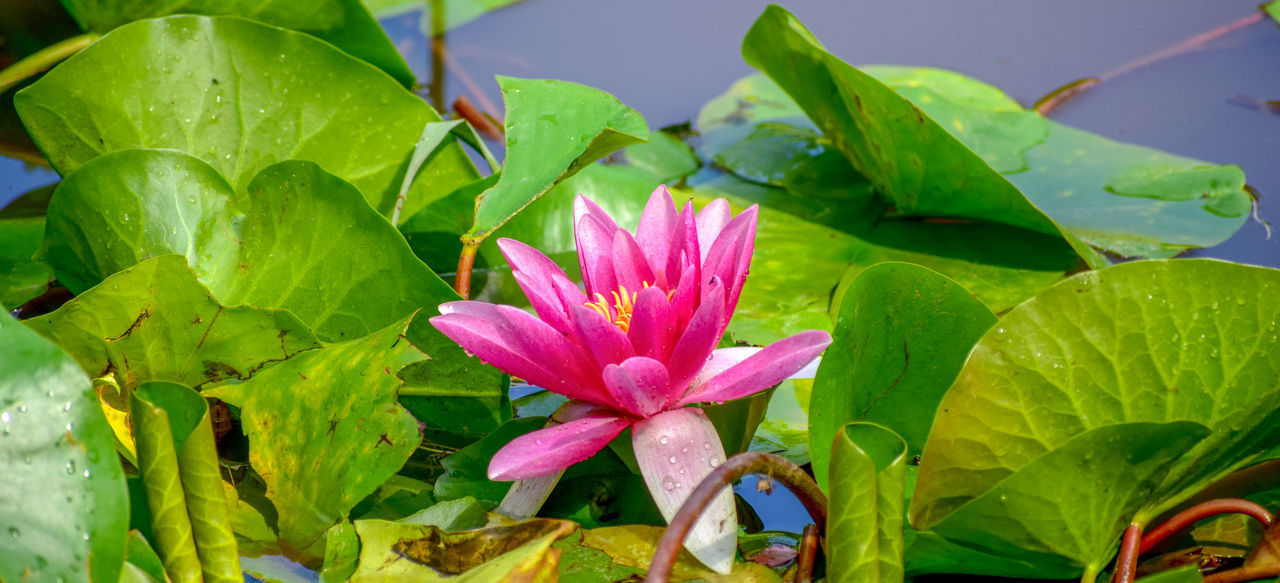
[[3, 0, 1278, 578]]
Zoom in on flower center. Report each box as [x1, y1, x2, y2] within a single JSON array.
[[585, 286, 639, 332]]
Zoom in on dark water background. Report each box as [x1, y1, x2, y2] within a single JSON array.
[[4, 0, 1278, 568]]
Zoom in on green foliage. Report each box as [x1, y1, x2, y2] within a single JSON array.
[[16, 16, 475, 221], [58, 0, 415, 85], [464, 76, 649, 242], [827, 423, 908, 583], [810, 262, 995, 491], [205, 316, 426, 556], [0, 311, 129, 583], [131, 381, 241, 582]]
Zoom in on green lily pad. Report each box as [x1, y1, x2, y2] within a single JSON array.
[[912, 259, 1280, 573], [58, 0, 414, 86], [463, 76, 649, 243], [16, 15, 476, 220], [0, 310, 129, 583], [810, 262, 996, 490], [131, 381, 241, 582], [0, 214, 50, 307], [864, 66, 1250, 258], [204, 316, 426, 555], [401, 497, 487, 531], [348, 517, 576, 580], [827, 422, 908, 583], [26, 254, 321, 390], [320, 521, 358, 583]]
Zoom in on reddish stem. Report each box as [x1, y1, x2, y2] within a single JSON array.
[[454, 95, 504, 140], [795, 523, 819, 583], [454, 241, 480, 299], [1141, 499, 1274, 555], [642, 452, 828, 583], [1204, 564, 1280, 583], [1111, 523, 1144, 583]]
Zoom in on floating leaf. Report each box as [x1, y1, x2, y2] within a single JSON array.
[[0, 214, 49, 307], [131, 381, 240, 583], [320, 521, 359, 583], [912, 259, 1280, 573], [402, 497, 488, 531], [576, 525, 782, 582], [58, 0, 414, 85], [0, 310, 128, 583], [827, 422, 908, 583], [810, 262, 996, 489], [17, 15, 476, 220], [27, 254, 320, 389], [463, 76, 648, 243], [205, 316, 426, 555], [348, 517, 575, 580]]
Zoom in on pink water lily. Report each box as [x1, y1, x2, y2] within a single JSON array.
[[430, 185, 831, 573]]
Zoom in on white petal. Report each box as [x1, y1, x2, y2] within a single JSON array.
[[631, 408, 736, 574]]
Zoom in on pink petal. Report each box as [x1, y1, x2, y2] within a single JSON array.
[[695, 199, 732, 263], [568, 304, 635, 369], [701, 207, 758, 320], [431, 302, 608, 406], [668, 263, 701, 330], [677, 201, 701, 278], [665, 279, 726, 404], [575, 214, 618, 296], [489, 412, 631, 480], [628, 286, 676, 362], [602, 356, 671, 417], [511, 271, 572, 333], [631, 408, 737, 574], [610, 229, 655, 293], [635, 186, 678, 282], [679, 330, 833, 406], [574, 194, 620, 232]]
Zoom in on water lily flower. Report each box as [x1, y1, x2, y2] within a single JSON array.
[[430, 186, 831, 573]]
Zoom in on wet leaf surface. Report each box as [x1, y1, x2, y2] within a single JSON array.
[[16, 16, 475, 220], [0, 310, 128, 583], [205, 316, 426, 555]]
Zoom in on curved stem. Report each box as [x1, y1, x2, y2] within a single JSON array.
[[1110, 523, 1143, 583], [643, 452, 827, 583], [1141, 498, 1274, 555], [454, 240, 480, 299], [0, 33, 99, 94], [1204, 564, 1280, 583], [1034, 10, 1267, 115], [795, 523, 818, 583]]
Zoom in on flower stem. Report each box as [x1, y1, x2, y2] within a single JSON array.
[[1110, 523, 1143, 583], [795, 523, 819, 583], [0, 32, 99, 95], [454, 240, 480, 299], [643, 452, 828, 583], [1141, 498, 1274, 555]]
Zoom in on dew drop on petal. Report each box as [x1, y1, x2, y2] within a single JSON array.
[[667, 456, 677, 464], [681, 446, 689, 453], [663, 479, 677, 491], [709, 457, 721, 468], [702, 442, 712, 450], [659, 436, 668, 445]]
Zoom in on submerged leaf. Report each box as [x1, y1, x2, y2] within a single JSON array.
[[0, 311, 128, 583]]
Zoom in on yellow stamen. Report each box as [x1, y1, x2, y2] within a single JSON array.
[[584, 285, 640, 332]]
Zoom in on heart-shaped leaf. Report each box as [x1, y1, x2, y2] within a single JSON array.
[[59, 0, 415, 86], [811, 262, 996, 491], [16, 15, 476, 220]]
